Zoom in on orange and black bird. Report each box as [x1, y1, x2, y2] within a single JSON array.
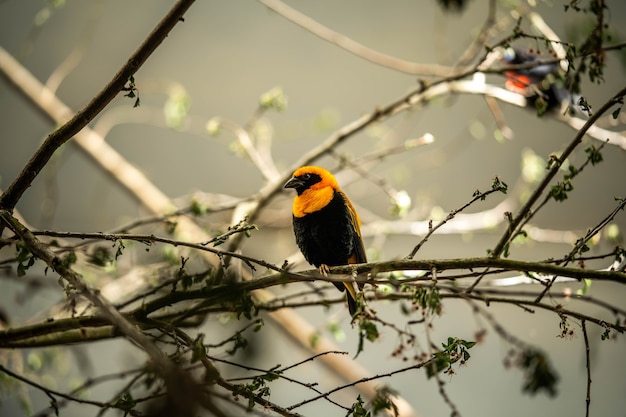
[[284, 166, 366, 315], [502, 47, 580, 115]]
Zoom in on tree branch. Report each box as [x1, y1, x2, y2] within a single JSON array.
[[488, 85, 626, 259], [0, 0, 195, 211], [0, 210, 199, 415]]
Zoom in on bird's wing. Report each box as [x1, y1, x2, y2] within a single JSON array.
[[339, 190, 367, 265]]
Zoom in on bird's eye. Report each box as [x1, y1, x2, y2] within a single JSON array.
[[302, 173, 311, 180]]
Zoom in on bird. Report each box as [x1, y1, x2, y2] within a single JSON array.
[[284, 166, 367, 316], [502, 47, 579, 115]]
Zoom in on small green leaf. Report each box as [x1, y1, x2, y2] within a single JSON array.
[[426, 351, 450, 378], [601, 326, 610, 340], [372, 386, 399, 417], [519, 349, 559, 397], [576, 278, 592, 295], [346, 395, 370, 417], [190, 199, 208, 216], [87, 246, 113, 267], [491, 176, 508, 194], [61, 251, 77, 269], [361, 321, 379, 342], [226, 333, 248, 356], [253, 319, 264, 332], [309, 332, 320, 348], [123, 75, 140, 107], [461, 340, 477, 349], [612, 106, 621, 119], [584, 145, 603, 165], [550, 180, 573, 202], [205, 117, 221, 136], [535, 96, 548, 117], [259, 86, 287, 111], [191, 334, 206, 363], [114, 392, 136, 413], [327, 321, 346, 342], [164, 86, 191, 129], [355, 317, 380, 357], [412, 286, 442, 315]]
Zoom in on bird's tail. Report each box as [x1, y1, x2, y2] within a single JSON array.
[[343, 282, 359, 316]]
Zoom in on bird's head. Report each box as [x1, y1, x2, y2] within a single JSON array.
[[284, 166, 339, 196]]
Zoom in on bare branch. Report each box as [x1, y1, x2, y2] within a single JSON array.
[[488, 85, 626, 259], [0, 210, 199, 415], [0, 0, 195, 211], [258, 0, 451, 76]]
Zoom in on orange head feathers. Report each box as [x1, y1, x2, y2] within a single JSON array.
[[284, 166, 366, 315], [284, 166, 342, 218]]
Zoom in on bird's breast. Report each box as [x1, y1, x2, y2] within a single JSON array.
[[292, 187, 335, 218]]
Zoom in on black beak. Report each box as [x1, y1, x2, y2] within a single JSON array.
[[284, 176, 304, 189]]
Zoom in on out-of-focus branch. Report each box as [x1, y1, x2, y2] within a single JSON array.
[[453, 0, 498, 69], [209, 116, 281, 182], [44, 1, 105, 95], [258, 0, 451, 77], [560, 115, 626, 149], [0, 0, 195, 211]]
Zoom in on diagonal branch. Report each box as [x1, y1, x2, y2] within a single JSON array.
[[0, 209, 199, 415], [488, 86, 626, 260], [0, 0, 195, 211]]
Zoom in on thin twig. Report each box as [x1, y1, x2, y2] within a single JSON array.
[[453, 0, 498, 70], [211, 116, 281, 182], [171, 327, 306, 417], [30, 229, 283, 273], [535, 196, 626, 302], [0, 0, 195, 211], [407, 184, 507, 259], [32, 367, 145, 417], [211, 354, 350, 411], [0, 364, 108, 409], [285, 357, 433, 412]]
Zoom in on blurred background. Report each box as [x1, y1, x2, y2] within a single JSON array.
[[1, 1, 625, 416]]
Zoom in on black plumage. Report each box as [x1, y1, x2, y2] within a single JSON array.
[[284, 166, 367, 315], [293, 191, 366, 275]]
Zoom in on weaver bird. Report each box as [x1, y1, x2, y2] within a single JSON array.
[[502, 47, 579, 115], [284, 166, 366, 316]]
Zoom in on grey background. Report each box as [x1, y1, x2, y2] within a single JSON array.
[[1, 1, 625, 416]]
